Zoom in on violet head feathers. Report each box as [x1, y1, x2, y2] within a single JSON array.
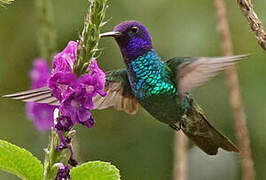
[[113, 20, 152, 61]]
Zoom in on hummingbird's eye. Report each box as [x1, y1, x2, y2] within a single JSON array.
[[130, 26, 139, 34]]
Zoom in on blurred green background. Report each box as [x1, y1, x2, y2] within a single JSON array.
[[0, 0, 266, 179]]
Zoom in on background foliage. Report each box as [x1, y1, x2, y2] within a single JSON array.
[[0, 0, 265, 179]]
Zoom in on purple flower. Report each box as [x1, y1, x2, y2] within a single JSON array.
[[26, 103, 55, 131], [48, 41, 79, 101], [26, 59, 56, 131], [80, 116, 95, 129], [60, 88, 93, 125], [55, 163, 70, 180], [47, 42, 106, 170], [48, 42, 106, 130], [68, 145, 78, 166], [29, 59, 51, 89], [86, 59, 106, 97], [55, 130, 69, 151], [52, 41, 77, 73], [55, 116, 73, 132], [48, 72, 78, 101], [56, 69, 103, 129]]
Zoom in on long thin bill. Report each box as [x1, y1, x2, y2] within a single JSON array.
[[99, 31, 121, 37]]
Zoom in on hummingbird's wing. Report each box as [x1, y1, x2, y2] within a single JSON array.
[[93, 69, 139, 114], [180, 94, 239, 155], [3, 69, 139, 114], [2, 86, 59, 105], [166, 55, 247, 97]]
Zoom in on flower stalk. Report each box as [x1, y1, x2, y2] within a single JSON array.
[[42, 0, 108, 179], [237, 0, 266, 51], [74, 0, 108, 76], [35, 0, 57, 61], [43, 129, 70, 180], [214, 0, 255, 179], [33, 0, 66, 179], [173, 132, 187, 180]]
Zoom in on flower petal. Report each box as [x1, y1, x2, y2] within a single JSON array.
[[52, 41, 77, 73], [26, 102, 55, 131], [48, 72, 78, 101]]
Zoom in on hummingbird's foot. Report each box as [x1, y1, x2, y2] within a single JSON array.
[[169, 123, 181, 131], [169, 114, 187, 131]]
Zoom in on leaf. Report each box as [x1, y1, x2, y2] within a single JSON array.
[[0, 140, 43, 180], [0, 0, 14, 6], [70, 161, 121, 180]]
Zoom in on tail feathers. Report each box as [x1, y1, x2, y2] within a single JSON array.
[[174, 94, 240, 155], [182, 118, 239, 155], [180, 114, 239, 155]]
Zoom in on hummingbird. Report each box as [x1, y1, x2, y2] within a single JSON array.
[[4, 21, 246, 155]]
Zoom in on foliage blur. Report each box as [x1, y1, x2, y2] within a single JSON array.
[[0, 0, 266, 179]]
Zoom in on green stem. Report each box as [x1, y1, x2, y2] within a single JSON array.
[[35, 0, 59, 179], [74, 0, 108, 76], [43, 130, 61, 180], [35, 0, 57, 61], [43, 129, 73, 180], [41, 0, 108, 179]]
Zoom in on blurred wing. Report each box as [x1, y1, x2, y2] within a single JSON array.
[[166, 55, 247, 97], [2, 86, 59, 105], [93, 69, 139, 114], [3, 69, 139, 114]]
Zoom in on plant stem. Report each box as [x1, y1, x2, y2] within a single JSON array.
[[43, 129, 68, 180], [35, 0, 57, 61], [237, 0, 266, 51], [173, 132, 187, 180], [74, 0, 108, 76], [41, 0, 108, 179], [43, 129, 74, 180], [35, 0, 61, 179], [214, 0, 255, 180]]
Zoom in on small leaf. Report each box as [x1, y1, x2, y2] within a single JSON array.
[[0, 140, 43, 180], [70, 161, 121, 180], [0, 0, 14, 6]]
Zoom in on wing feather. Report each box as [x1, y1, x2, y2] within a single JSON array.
[[168, 55, 248, 96], [3, 87, 59, 105], [3, 87, 50, 98], [93, 71, 139, 114], [3, 69, 138, 114]]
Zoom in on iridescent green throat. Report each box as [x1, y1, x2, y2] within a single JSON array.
[[127, 50, 176, 98]]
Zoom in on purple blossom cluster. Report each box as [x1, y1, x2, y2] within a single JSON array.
[[48, 41, 106, 167], [48, 41, 106, 131], [26, 41, 106, 171], [26, 59, 56, 131], [55, 163, 71, 180]]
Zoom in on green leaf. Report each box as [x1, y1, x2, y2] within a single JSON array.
[[70, 161, 121, 180], [0, 0, 14, 6], [0, 140, 43, 180]]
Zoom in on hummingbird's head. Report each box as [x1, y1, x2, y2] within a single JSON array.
[[100, 21, 152, 61]]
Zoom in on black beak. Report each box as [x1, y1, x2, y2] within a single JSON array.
[[99, 31, 122, 38]]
